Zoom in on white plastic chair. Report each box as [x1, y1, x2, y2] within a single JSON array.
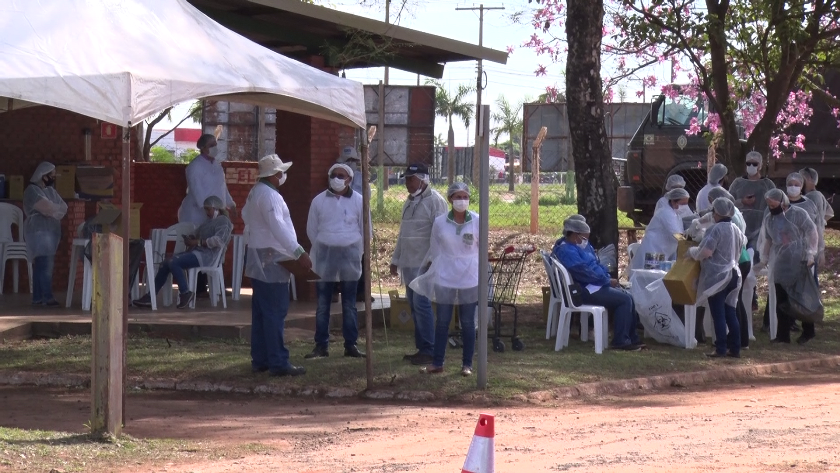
[[540, 250, 564, 340], [0, 203, 32, 294], [552, 259, 609, 354], [66, 223, 93, 310], [157, 222, 197, 306], [187, 243, 229, 308]]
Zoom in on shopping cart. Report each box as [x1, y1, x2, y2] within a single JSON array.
[[487, 244, 536, 352]]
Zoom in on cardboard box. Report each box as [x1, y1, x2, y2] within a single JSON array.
[[663, 239, 700, 305], [92, 202, 143, 239], [8, 175, 24, 200], [54, 165, 76, 199], [76, 166, 113, 199], [388, 290, 458, 332]]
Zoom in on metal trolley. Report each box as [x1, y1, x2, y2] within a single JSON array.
[[487, 245, 536, 352]]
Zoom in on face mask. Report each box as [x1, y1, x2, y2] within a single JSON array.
[[787, 186, 801, 197], [452, 199, 469, 212], [410, 186, 424, 197], [212, 209, 219, 219], [746, 164, 759, 176], [43, 176, 55, 187], [330, 177, 347, 192], [577, 238, 589, 250], [207, 146, 219, 159], [769, 205, 784, 215], [677, 204, 692, 217], [276, 174, 287, 187]]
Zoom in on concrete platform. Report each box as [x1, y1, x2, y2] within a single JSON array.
[[0, 288, 391, 342]]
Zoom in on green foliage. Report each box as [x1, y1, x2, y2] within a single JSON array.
[[149, 146, 176, 163], [180, 149, 200, 163], [426, 79, 475, 136]]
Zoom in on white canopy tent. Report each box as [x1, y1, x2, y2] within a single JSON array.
[[0, 0, 366, 129]]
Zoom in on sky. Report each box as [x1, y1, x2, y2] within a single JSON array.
[[162, 0, 679, 147]]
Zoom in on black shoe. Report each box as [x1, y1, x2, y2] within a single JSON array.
[[252, 366, 269, 373], [304, 346, 329, 359], [176, 291, 194, 309], [609, 343, 641, 351], [269, 365, 306, 377], [796, 333, 815, 345], [43, 299, 60, 307], [726, 352, 741, 358], [344, 345, 366, 358], [403, 351, 421, 361], [771, 338, 791, 344], [410, 353, 434, 365], [133, 294, 152, 307], [705, 351, 726, 358]]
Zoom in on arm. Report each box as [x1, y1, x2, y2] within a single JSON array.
[[33, 193, 67, 219], [262, 193, 305, 259], [306, 195, 319, 247], [185, 162, 216, 210], [556, 245, 610, 286], [390, 201, 410, 266], [203, 218, 232, 248]]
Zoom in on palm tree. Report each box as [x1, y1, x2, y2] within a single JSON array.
[[492, 94, 524, 191], [427, 79, 474, 184]]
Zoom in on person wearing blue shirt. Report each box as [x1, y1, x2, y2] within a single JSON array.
[[552, 217, 643, 351]]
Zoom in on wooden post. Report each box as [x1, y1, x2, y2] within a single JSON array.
[[530, 127, 548, 235], [363, 125, 377, 390], [377, 81, 386, 212], [90, 232, 124, 437]]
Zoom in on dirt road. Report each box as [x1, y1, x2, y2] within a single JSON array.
[[3, 368, 840, 472]]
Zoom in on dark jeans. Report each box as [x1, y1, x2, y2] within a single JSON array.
[[314, 280, 359, 349], [403, 267, 434, 356], [432, 298, 477, 369], [32, 255, 55, 304], [250, 279, 293, 372], [736, 260, 752, 348], [152, 252, 199, 295], [707, 269, 740, 355], [580, 285, 641, 348], [773, 283, 816, 343]]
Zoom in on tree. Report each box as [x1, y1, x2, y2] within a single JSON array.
[[179, 149, 200, 163], [492, 94, 524, 191], [426, 79, 475, 184], [149, 146, 176, 163], [141, 101, 203, 162]]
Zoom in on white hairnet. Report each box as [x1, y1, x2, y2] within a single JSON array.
[[708, 163, 728, 184], [712, 197, 735, 218], [447, 181, 470, 198], [30, 162, 55, 183], [745, 151, 763, 167], [665, 188, 690, 202], [328, 163, 354, 179], [203, 196, 225, 210], [800, 167, 819, 185], [708, 186, 734, 203], [563, 218, 590, 234], [567, 214, 586, 222], [786, 172, 804, 187], [765, 188, 789, 206], [665, 174, 686, 191]]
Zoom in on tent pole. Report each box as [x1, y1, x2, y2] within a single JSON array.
[[362, 126, 375, 389], [477, 105, 490, 389], [121, 122, 131, 426]]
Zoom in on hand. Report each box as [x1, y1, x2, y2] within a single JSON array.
[[389, 264, 399, 277], [185, 236, 199, 248], [807, 255, 815, 267], [610, 278, 619, 288], [297, 252, 313, 271], [742, 195, 756, 207], [753, 261, 767, 271]]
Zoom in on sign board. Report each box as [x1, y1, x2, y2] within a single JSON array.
[[363, 85, 435, 166], [101, 122, 117, 140]]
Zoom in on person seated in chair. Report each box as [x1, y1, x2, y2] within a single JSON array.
[[552, 217, 643, 351], [134, 196, 233, 309]]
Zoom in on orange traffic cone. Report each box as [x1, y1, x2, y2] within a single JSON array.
[[461, 413, 494, 473]]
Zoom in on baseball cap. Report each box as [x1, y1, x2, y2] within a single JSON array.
[[400, 163, 429, 178], [337, 146, 360, 163]]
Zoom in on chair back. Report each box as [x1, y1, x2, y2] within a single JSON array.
[[0, 203, 23, 243], [552, 258, 581, 310], [540, 250, 562, 300]]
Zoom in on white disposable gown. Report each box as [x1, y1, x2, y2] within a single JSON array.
[[631, 205, 683, 270], [178, 155, 234, 225], [729, 176, 776, 244], [691, 221, 745, 306], [23, 184, 67, 258], [390, 186, 448, 283], [758, 205, 819, 288], [806, 190, 833, 262], [242, 182, 303, 284], [192, 215, 233, 266], [306, 188, 364, 282]]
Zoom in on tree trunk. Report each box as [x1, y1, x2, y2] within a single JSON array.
[[565, 0, 617, 249], [447, 122, 456, 185]]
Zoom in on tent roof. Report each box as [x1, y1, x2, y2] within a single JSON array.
[[0, 0, 366, 128], [187, 0, 509, 78]]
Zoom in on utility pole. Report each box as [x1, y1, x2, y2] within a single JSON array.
[[384, 0, 390, 85], [456, 3, 504, 185]]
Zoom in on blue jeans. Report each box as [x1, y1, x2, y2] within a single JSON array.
[[403, 267, 434, 355], [32, 255, 55, 303], [580, 285, 641, 347], [433, 300, 477, 368], [707, 269, 740, 355], [153, 252, 199, 295], [250, 279, 292, 372], [314, 280, 359, 349]]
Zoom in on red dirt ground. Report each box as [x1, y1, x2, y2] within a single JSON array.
[[3, 368, 840, 472]]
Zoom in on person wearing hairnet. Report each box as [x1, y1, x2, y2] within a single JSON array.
[[785, 172, 818, 224], [654, 174, 689, 215], [390, 163, 449, 365], [337, 146, 371, 303], [410, 182, 479, 375], [754, 188, 819, 344], [800, 167, 833, 271], [553, 218, 643, 351], [241, 154, 312, 376], [134, 196, 233, 309], [630, 188, 689, 271], [687, 198, 746, 357], [696, 163, 728, 214], [23, 162, 68, 306], [304, 162, 366, 360]]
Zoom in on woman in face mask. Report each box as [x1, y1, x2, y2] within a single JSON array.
[[696, 163, 728, 213], [630, 188, 690, 271], [410, 182, 480, 375], [654, 174, 688, 214], [23, 161, 68, 306], [785, 172, 818, 225]]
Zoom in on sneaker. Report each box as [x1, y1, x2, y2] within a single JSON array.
[[609, 343, 641, 351], [251, 365, 269, 373], [726, 352, 741, 358], [304, 345, 329, 359], [344, 345, 365, 358], [796, 333, 815, 345], [31, 300, 43, 306], [419, 365, 444, 374], [269, 365, 306, 377], [176, 291, 195, 309], [410, 353, 434, 365], [705, 351, 726, 358], [133, 294, 153, 307], [770, 337, 791, 344], [461, 366, 473, 377], [43, 299, 60, 307], [403, 351, 421, 361]]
